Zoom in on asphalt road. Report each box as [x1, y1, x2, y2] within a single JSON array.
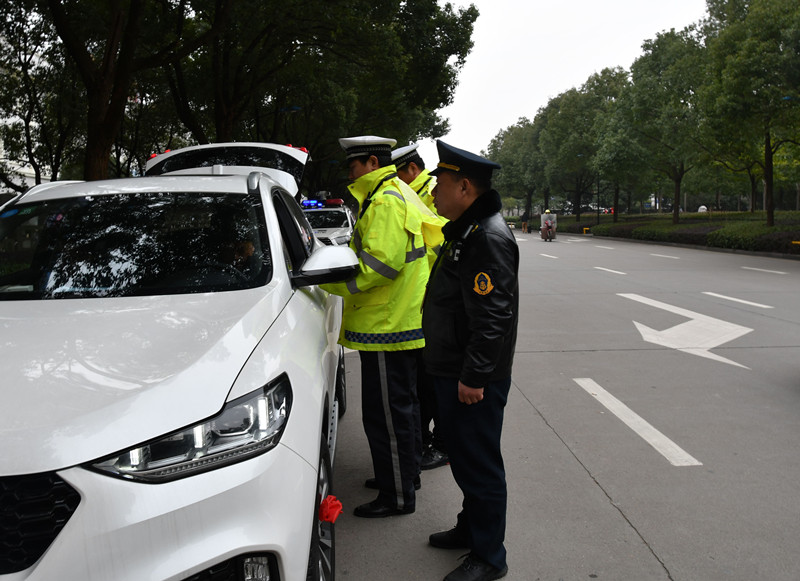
[[332, 232, 800, 581]]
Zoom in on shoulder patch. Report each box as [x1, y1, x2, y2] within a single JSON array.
[[473, 272, 494, 295]]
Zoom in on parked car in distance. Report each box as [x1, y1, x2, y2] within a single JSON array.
[[0, 143, 357, 581], [302, 198, 356, 246]]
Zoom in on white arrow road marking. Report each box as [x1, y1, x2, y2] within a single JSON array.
[[702, 292, 773, 309], [574, 378, 702, 467], [618, 293, 753, 369]]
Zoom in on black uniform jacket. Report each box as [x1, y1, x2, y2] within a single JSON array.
[[422, 190, 519, 387]]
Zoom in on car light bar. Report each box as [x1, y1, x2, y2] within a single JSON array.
[[302, 198, 344, 208]]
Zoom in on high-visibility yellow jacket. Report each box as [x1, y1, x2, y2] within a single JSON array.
[[407, 169, 446, 269], [409, 169, 437, 214], [320, 165, 431, 351]]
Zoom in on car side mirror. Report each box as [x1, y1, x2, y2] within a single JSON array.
[[292, 245, 359, 287]]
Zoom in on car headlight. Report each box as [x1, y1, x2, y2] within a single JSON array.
[[90, 375, 293, 483], [334, 235, 351, 245]]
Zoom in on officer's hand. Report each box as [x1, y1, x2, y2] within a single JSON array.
[[458, 382, 484, 405]]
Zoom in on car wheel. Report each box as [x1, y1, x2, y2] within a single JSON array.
[[335, 346, 347, 419], [307, 435, 335, 581]]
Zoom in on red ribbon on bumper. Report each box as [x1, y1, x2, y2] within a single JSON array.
[[319, 495, 343, 523]]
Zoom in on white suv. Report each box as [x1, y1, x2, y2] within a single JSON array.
[[0, 143, 356, 581]]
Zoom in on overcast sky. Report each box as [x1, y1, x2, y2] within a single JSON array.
[[414, 0, 709, 166]]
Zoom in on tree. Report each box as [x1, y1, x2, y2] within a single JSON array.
[[586, 67, 638, 221], [0, 0, 84, 189], [538, 89, 598, 221], [487, 118, 542, 216], [627, 27, 706, 223], [39, 0, 232, 180], [702, 0, 800, 225], [22, 0, 476, 190]]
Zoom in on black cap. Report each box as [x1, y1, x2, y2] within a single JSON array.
[[430, 140, 501, 181]]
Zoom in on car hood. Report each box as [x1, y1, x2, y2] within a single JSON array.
[[0, 287, 285, 475]]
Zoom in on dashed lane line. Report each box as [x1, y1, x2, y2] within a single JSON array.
[[702, 292, 773, 309], [594, 266, 627, 275], [742, 266, 786, 275]]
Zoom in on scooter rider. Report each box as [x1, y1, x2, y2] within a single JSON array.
[[541, 209, 555, 240]]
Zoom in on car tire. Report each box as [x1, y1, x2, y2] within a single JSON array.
[[335, 346, 347, 419], [307, 434, 335, 581]]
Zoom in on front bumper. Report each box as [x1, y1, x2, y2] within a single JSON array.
[[2, 443, 316, 581]]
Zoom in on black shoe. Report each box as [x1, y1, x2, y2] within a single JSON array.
[[443, 554, 508, 581], [429, 527, 470, 550], [364, 476, 421, 490], [421, 445, 449, 470], [353, 497, 415, 518]]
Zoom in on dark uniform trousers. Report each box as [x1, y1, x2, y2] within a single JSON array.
[[417, 352, 446, 453], [360, 349, 422, 510], [434, 375, 511, 571]]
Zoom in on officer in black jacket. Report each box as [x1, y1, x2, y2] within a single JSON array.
[[423, 140, 519, 581]]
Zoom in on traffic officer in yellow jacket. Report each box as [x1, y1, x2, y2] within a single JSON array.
[[392, 143, 437, 214], [392, 143, 450, 473], [320, 135, 431, 518]]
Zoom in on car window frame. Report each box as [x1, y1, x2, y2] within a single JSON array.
[[271, 188, 315, 275]]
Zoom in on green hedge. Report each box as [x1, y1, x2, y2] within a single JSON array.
[[562, 211, 800, 256]]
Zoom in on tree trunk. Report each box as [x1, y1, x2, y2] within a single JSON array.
[[672, 166, 682, 225], [764, 131, 774, 227], [749, 173, 758, 212], [796, 183, 799, 211]]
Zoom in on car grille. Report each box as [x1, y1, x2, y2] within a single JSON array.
[[317, 237, 333, 245], [0, 472, 81, 574]]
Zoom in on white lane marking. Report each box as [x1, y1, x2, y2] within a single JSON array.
[[594, 245, 615, 250], [651, 253, 680, 259], [515, 237, 529, 242], [574, 378, 702, 467], [742, 266, 786, 275], [618, 293, 752, 369], [540, 254, 558, 259], [595, 267, 627, 275], [702, 292, 773, 309]]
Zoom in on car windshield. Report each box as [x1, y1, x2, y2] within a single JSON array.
[[305, 210, 350, 228], [0, 191, 271, 300]]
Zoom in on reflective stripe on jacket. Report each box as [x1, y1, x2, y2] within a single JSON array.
[[320, 165, 429, 351]]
